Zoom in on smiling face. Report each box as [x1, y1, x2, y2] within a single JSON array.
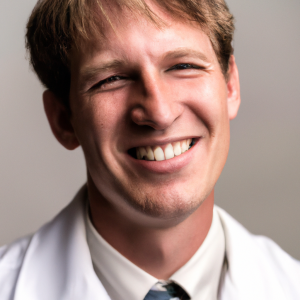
[[47, 4, 240, 225]]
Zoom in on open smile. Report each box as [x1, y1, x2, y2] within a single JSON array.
[[128, 138, 196, 161]]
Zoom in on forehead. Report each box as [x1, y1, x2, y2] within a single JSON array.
[[73, 5, 215, 64], [69, 0, 220, 85]]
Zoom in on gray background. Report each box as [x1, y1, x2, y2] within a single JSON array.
[[0, 0, 299, 259]]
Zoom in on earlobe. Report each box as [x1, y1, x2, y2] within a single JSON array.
[[226, 55, 241, 120], [43, 90, 80, 150]]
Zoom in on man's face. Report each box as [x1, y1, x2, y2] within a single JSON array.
[[68, 5, 240, 222]]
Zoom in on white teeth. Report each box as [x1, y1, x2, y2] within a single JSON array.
[[136, 147, 147, 160], [146, 146, 154, 161], [153, 147, 165, 161], [140, 147, 147, 159], [164, 143, 175, 160], [181, 140, 188, 153], [135, 138, 194, 161], [173, 142, 181, 156]]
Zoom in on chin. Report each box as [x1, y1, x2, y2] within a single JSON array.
[[125, 187, 204, 221]]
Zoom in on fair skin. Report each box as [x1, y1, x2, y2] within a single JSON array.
[[43, 4, 240, 279]]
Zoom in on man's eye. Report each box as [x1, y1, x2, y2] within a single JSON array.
[[168, 63, 202, 71], [104, 76, 123, 84], [91, 76, 125, 91]]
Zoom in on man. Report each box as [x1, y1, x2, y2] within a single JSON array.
[[0, 0, 299, 299]]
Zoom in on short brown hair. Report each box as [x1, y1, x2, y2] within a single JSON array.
[[26, 0, 234, 107]]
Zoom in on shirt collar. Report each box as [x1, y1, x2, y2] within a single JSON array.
[[170, 207, 225, 299], [86, 206, 225, 300]]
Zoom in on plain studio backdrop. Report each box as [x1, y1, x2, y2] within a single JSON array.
[[0, 0, 299, 260]]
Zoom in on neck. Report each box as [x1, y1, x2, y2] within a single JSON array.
[[88, 180, 214, 280]]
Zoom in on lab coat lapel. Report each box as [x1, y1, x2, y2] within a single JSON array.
[[216, 207, 287, 300], [12, 188, 297, 300], [14, 186, 111, 300]]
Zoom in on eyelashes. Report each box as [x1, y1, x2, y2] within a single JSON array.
[[90, 63, 204, 92], [91, 75, 126, 90], [167, 63, 203, 71]]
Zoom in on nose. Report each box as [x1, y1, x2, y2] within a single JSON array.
[[130, 71, 183, 131]]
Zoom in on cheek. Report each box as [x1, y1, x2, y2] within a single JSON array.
[[72, 93, 127, 144], [173, 76, 229, 131]]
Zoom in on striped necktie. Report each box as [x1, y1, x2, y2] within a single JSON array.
[[144, 281, 190, 300]]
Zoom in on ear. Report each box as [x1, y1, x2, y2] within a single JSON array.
[[43, 90, 80, 150], [226, 55, 241, 120]]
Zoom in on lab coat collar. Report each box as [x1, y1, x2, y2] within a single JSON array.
[[14, 185, 111, 300], [13, 186, 290, 299], [216, 207, 288, 300]]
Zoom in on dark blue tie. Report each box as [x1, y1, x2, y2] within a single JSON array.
[[144, 281, 190, 300]]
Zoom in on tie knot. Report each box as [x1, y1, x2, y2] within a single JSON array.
[[144, 281, 190, 300]]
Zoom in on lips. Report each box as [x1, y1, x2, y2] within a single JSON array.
[[129, 138, 195, 161]]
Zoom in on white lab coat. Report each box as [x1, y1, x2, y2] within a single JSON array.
[[0, 186, 299, 300]]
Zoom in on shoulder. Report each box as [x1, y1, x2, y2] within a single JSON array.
[[216, 206, 300, 299], [0, 236, 32, 300], [0, 236, 31, 268], [0, 186, 92, 300], [251, 234, 300, 293]]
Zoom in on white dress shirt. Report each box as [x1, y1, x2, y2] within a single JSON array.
[[86, 206, 225, 300]]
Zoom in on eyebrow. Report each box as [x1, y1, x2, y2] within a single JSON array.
[[79, 48, 210, 92], [79, 59, 126, 92], [162, 48, 210, 63]]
